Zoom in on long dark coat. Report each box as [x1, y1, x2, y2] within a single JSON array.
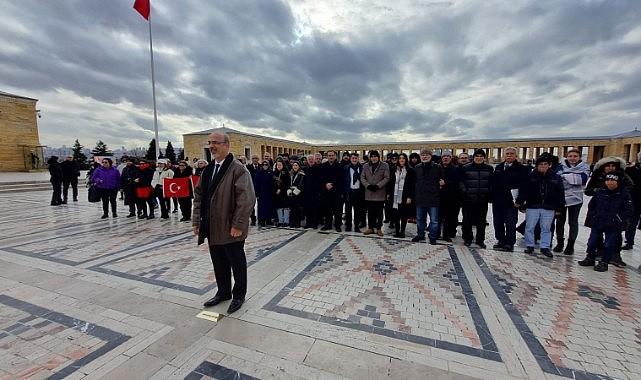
[[254, 168, 274, 221]]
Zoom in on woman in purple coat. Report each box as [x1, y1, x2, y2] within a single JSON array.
[[92, 157, 121, 218]]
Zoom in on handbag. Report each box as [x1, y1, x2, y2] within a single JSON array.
[[88, 185, 101, 203], [136, 186, 153, 199]]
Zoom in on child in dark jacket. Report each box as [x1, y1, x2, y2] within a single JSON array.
[[579, 173, 633, 272]]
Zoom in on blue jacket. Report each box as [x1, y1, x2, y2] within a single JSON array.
[[587, 186, 633, 232]]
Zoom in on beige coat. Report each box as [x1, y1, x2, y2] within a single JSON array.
[[361, 161, 390, 201], [193, 157, 256, 246]]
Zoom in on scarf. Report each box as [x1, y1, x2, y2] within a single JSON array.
[[350, 164, 360, 185], [393, 166, 406, 209]]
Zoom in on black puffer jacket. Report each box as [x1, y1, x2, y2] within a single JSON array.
[[516, 169, 565, 212], [459, 162, 494, 203]]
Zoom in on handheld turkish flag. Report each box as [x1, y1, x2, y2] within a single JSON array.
[[190, 175, 200, 190], [163, 177, 190, 198], [133, 0, 150, 20]]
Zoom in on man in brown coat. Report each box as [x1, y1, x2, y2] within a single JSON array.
[[193, 132, 256, 314], [361, 150, 390, 236]]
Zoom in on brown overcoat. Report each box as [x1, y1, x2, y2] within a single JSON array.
[[193, 156, 256, 246]]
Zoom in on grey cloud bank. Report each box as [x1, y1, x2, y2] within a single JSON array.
[[1, 0, 640, 150]]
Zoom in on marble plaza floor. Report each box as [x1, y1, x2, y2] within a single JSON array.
[[1, 178, 640, 379]]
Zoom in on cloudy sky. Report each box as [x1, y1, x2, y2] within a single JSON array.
[[2, 0, 640, 150]]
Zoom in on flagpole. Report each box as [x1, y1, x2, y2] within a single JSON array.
[[147, 11, 160, 160]]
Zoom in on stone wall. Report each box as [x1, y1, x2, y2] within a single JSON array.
[[0, 94, 43, 172]]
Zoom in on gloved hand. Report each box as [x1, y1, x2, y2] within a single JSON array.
[[287, 189, 293, 196], [367, 184, 379, 191], [292, 187, 301, 196]]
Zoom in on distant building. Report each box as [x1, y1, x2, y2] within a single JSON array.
[[0, 91, 44, 172], [184, 127, 641, 164]]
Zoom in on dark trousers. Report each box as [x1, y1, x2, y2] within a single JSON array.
[[323, 195, 343, 228], [99, 188, 118, 215], [624, 201, 641, 246], [289, 196, 303, 227], [555, 203, 583, 242], [587, 229, 621, 264], [50, 179, 62, 205], [154, 186, 170, 217], [345, 189, 366, 228], [462, 201, 489, 244], [178, 197, 192, 219], [492, 203, 519, 246], [384, 200, 393, 223], [390, 203, 412, 233], [62, 178, 78, 201], [208, 241, 247, 301], [137, 196, 155, 217], [439, 198, 460, 238], [304, 196, 320, 227], [366, 200, 385, 229]]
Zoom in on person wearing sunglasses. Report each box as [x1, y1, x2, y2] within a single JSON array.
[[91, 157, 121, 218]]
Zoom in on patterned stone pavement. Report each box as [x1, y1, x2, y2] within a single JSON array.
[[1, 181, 640, 379]]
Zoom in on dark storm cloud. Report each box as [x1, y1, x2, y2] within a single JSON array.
[[1, 0, 640, 149]]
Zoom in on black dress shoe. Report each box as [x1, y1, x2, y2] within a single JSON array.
[[227, 299, 244, 314], [203, 295, 231, 307]]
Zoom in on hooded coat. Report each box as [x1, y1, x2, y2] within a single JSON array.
[[584, 156, 633, 196]]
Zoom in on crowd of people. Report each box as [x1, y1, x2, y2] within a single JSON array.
[[242, 147, 638, 273], [47, 145, 641, 273]]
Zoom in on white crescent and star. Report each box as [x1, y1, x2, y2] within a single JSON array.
[[169, 183, 180, 193]]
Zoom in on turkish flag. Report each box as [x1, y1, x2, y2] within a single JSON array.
[[133, 0, 150, 20], [190, 175, 200, 190], [163, 177, 190, 198]]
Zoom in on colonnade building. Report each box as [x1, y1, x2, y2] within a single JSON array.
[[184, 127, 641, 165]]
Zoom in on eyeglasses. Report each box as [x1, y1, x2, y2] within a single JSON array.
[[208, 141, 227, 145]]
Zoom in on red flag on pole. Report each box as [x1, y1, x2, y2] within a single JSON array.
[[133, 0, 150, 20], [163, 177, 190, 198]]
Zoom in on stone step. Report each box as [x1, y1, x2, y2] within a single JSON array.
[[0, 181, 52, 193]]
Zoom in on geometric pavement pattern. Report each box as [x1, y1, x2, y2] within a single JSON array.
[[265, 235, 501, 361], [2, 190, 641, 379], [89, 228, 305, 295], [0, 294, 130, 380], [471, 248, 641, 380]]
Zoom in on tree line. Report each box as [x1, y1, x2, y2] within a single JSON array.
[[71, 139, 184, 169]]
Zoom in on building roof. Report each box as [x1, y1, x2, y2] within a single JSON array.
[[186, 126, 641, 147], [186, 127, 314, 146], [0, 90, 38, 102]]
